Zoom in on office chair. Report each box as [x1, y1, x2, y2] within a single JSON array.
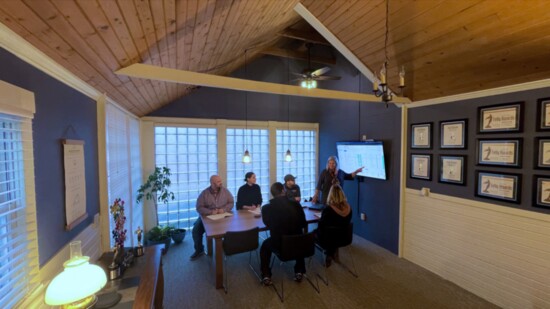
[[222, 227, 261, 293], [315, 222, 358, 286], [270, 232, 320, 302]]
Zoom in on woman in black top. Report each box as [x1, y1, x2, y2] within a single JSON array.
[[315, 184, 352, 266], [236, 172, 263, 210]]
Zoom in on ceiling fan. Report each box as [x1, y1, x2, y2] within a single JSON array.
[[292, 43, 341, 88]]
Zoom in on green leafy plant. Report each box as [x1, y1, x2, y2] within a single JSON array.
[[146, 225, 173, 242], [136, 167, 175, 226]]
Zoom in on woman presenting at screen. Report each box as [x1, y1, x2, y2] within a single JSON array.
[[312, 156, 363, 205]]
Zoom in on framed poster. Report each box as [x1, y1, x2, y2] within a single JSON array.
[[411, 154, 431, 180], [411, 122, 432, 149], [477, 139, 521, 167], [475, 171, 521, 203], [536, 97, 550, 131], [533, 176, 550, 208], [535, 137, 550, 169], [62, 139, 88, 230], [440, 119, 467, 149], [439, 155, 466, 185], [478, 102, 522, 133]]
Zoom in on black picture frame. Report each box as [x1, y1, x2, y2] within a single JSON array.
[[440, 119, 467, 149], [478, 102, 523, 133], [536, 97, 550, 131], [411, 122, 432, 149], [439, 155, 466, 185], [533, 175, 550, 208], [410, 154, 431, 180], [475, 171, 521, 204], [476, 138, 522, 168], [535, 137, 550, 169]]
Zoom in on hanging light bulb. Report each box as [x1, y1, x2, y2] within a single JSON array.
[[242, 149, 251, 163], [285, 149, 292, 162]]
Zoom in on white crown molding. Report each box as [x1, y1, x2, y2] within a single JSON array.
[[410, 78, 550, 108]]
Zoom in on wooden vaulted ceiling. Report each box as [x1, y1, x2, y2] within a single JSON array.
[[2, 1, 550, 116]]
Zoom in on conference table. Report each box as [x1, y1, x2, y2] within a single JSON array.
[[202, 206, 322, 289]]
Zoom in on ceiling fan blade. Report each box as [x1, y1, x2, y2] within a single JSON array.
[[311, 67, 331, 77], [314, 75, 341, 81], [291, 72, 306, 77]]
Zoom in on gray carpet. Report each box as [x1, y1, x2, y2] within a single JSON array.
[[162, 235, 499, 308]]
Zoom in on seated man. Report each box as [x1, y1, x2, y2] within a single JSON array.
[[283, 174, 301, 202], [190, 175, 234, 260], [260, 182, 307, 285]]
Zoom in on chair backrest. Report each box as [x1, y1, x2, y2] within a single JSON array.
[[278, 232, 315, 262], [222, 227, 259, 256], [319, 222, 353, 249]]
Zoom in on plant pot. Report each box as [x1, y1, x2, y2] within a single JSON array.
[[171, 228, 186, 244]]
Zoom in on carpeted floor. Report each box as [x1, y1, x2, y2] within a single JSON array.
[[161, 234, 499, 308]]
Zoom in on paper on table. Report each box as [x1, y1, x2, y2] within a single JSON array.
[[247, 208, 261, 215], [314, 212, 322, 218], [206, 212, 234, 220]]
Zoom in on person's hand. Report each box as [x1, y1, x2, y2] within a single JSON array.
[[218, 208, 225, 214], [355, 166, 364, 174], [243, 205, 253, 210], [295, 197, 301, 202], [312, 195, 318, 204]]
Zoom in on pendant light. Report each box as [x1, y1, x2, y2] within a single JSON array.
[[242, 50, 251, 163], [285, 53, 292, 162]]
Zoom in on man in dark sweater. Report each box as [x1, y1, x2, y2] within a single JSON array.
[[260, 182, 307, 285]]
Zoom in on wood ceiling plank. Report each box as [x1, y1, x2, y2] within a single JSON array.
[[188, 0, 216, 72], [150, 0, 175, 101], [222, 0, 262, 64], [326, 0, 374, 38], [133, 0, 170, 105], [321, 0, 361, 29], [117, 0, 164, 111], [162, 0, 178, 101], [313, 0, 345, 22], [8, 0, 145, 113], [174, 0, 197, 98], [98, 0, 157, 108], [197, 0, 232, 72]]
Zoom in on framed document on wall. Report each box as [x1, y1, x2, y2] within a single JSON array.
[[536, 97, 550, 131], [475, 171, 521, 203], [534, 176, 550, 208], [410, 154, 431, 180], [478, 102, 522, 133], [411, 122, 432, 149], [440, 119, 467, 149], [477, 139, 521, 168], [535, 137, 550, 169], [439, 155, 466, 185]]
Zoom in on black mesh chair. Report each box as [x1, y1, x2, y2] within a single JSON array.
[[315, 222, 358, 285], [270, 232, 320, 302], [222, 227, 261, 293]]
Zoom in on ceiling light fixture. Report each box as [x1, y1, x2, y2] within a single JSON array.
[[242, 50, 251, 164], [285, 54, 292, 162], [372, 0, 405, 106]]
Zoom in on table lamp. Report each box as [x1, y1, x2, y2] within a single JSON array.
[[45, 241, 107, 308]]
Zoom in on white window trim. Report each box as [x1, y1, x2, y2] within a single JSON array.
[[140, 116, 319, 230]]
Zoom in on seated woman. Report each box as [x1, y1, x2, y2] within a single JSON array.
[[236, 172, 263, 210], [315, 184, 352, 267]]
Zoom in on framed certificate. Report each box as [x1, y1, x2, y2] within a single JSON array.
[[411, 123, 432, 149], [440, 119, 467, 149], [475, 171, 520, 203], [439, 155, 466, 185], [477, 139, 521, 167], [535, 137, 550, 169], [410, 154, 431, 180], [537, 98, 550, 131], [533, 176, 550, 208], [478, 102, 522, 133]]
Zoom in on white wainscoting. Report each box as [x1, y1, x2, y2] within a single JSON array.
[[17, 220, 101, 308], [403, 188, 550, 309]]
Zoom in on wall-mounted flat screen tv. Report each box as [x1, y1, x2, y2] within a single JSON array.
[[336, 141, 387, 180]]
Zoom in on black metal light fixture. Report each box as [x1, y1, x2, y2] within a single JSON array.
[[242, 50, 251, 164], [372, 0, 405, 106], [285, 55, 292, 162]]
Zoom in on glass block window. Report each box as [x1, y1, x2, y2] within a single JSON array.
[[155, 127, 217, 229], [276, 130, 317, 200], [226, 128, 270, 204]]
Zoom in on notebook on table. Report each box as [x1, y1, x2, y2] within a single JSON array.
[[302, 201, 326, 211]]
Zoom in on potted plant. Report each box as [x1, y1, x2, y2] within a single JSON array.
[[170, 227, 187, 244], [136, 167, 175, 227], [145, 225, 173, 253]]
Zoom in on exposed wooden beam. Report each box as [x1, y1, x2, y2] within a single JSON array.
[[261, 47, 336, 66], [115, 63, 409, 104], [279, 28, 331, 46]]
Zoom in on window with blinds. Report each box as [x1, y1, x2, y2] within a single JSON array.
[[226, 128, 270, 204], [155, 127, 218, 229], [105, 104, 142, 247], [0, 114, 36, 308], [276, 129, 317, 200]]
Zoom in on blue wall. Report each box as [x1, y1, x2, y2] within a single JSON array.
[[151, 53, 402, 253], [0, 48, 99, 266]]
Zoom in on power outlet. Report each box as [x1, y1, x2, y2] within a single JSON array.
[[360, 213, 367, 222]]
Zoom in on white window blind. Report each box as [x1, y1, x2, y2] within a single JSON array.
[[0, 114, 37, 308], [276, 129, 317, 200], [155, 127, 217, 229], [226, 128, 270, 203], [105, 104, 142, 247]]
